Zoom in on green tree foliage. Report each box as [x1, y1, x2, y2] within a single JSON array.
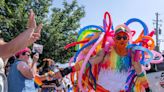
[[0, 0, 51, 41], [0, 0, 85, 63], [40, 0, 85, 63]]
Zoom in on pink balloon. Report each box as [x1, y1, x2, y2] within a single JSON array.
[[68, 56, 74, 66], [104, 37, 114, 53], [77, 53, 85, 61], [134, 50, 140, 62], [150, 50, 164, 64], [78, 32, 105, 92], [68, 53, 85, 66]]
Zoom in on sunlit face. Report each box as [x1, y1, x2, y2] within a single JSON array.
[[114, 32, 129, 48]]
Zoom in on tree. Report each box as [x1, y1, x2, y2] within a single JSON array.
[[0, 0, 51, 41], [0, 0, 85, 63], [40, 0, 85, 63]]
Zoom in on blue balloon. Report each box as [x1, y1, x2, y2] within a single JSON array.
[[86, 34, 94, 38], [132, 46, 153, 65], [126, 44, 138, 49], [103, 19, 114, 31], [111, 24, 114, 30], [74, 38, 98, 62], [125, 18, 150, 65], [125, 18, 149, 35], [88, 62, 96, 87], [103, 19, 107, 31]]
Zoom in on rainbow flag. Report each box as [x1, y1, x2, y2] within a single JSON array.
[[34, 75, 43, 87]]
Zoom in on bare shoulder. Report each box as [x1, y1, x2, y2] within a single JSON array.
[[17, 61, 29, 70]]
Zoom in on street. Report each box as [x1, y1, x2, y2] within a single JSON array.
[[147, 71, 164, 92]]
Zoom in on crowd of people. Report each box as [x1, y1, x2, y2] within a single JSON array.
[[0, 8, 162, 92], [0, 10, 71, 92], [0, 9, 42, 92], [5, 47, 71, 92]]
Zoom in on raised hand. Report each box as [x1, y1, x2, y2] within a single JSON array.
[[0, 9, 43, 61], [28, 23, 43, 44], [26, 10, 43, 45], [26, 9, 36, 30]]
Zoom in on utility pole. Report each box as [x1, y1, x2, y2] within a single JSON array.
[[152, 12, 163, 72], [155, 12, 159, 52], [154, 12, 162, 52]]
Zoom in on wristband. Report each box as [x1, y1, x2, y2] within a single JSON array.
[[60, 67, 73, 77]]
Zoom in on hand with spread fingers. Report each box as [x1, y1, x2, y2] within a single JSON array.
[[26, 9, 43, 45], [0, 9, 43, 60]]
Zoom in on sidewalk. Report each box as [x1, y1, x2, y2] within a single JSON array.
[[147, 71, 164, 92]]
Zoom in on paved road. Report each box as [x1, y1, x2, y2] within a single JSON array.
[[147, 71, 164, 92]]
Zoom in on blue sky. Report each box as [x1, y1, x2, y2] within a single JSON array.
[[51, 0, 164, 52]]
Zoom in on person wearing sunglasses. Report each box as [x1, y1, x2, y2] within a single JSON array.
[[50, 25, 151, 92], [7, 47, 39, 92], [0, 10, 42, 92]]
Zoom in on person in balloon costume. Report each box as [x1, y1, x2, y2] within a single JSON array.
[[50, 12, 163, 92]]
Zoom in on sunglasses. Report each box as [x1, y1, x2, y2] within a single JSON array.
[[22, 52, 30, 57], [116, 35, 128, 40], [25, 54, 30, 57]]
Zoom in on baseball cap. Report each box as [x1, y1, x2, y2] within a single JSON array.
[[15, 47, 31, 57]]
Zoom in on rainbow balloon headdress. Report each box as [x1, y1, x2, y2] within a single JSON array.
[[64, 11, 163, 92]]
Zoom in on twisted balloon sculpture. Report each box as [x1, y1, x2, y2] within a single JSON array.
[[64, 11, 163, 92]]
